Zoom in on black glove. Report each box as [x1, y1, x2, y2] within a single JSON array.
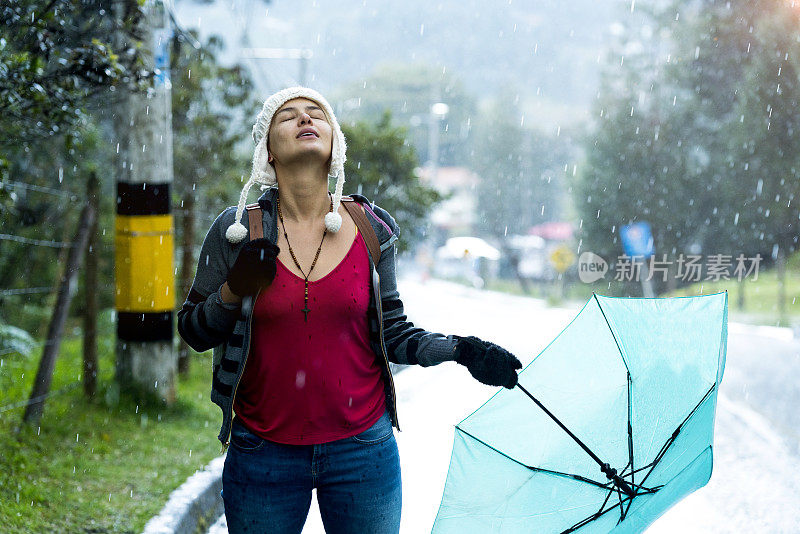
[[226, 238, 280, 297], [454, 336, 522, 389]]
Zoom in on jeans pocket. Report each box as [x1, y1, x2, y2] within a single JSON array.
[[230, 421, 266, 452], [350, 412, 392, 445]]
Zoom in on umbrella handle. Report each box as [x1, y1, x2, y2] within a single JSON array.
[[601, 463, 635, 497]]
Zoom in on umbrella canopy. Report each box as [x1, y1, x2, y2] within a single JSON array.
[[433, 292, 728, 533], [437, 236, 502, 260]]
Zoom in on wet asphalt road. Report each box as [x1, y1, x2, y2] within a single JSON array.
[[721, 327, 800, 456]]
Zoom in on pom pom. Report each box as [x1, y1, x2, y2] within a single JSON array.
[[324, 211, 342, 233], [226, 222, 248, 244]]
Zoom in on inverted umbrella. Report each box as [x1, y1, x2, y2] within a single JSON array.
[[432, 292, 728, 533]]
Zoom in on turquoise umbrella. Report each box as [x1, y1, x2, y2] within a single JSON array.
[[432, 292, 728, 533]]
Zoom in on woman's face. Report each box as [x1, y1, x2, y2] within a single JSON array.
[[267, 97, 333, 169]]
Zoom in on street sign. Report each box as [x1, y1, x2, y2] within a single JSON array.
[[620, 222, 655, 258], [153, 25, 173, 87], [549, 244, 576, 274]]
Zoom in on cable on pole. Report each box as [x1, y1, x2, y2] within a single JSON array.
[[0, 234, 75, 248], [0, 287, 52, 296], [1, 180, 79, 200]]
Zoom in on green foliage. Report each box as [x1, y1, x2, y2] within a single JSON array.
[[0, 328, 224, 533], [0, 119, 116, 334], [0, 0, 150, 336], [170, 31, 261, 223], [575, 0, 800, 295], [575, 72, 690, 264], [0, 0, 151, 146], [667, 250, 800, 326], [727, 4, 800, 257], [0, 25, 260, 335], [341, 111, 444, 254]]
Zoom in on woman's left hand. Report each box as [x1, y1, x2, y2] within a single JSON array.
[[453, 336, 522, 389], [226, 238, 280, 297]]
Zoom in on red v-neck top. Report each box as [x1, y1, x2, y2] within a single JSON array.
[[232, 228, 387, 444]]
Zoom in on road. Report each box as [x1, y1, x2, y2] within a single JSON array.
[[207, 276, 800, 533]]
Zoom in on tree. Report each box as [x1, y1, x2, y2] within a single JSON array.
[[0, 0, 150, 147], [573, 0, 793, 295], [726, 3, 800, 321], [170, 30, 261, 369], [660, 0, 768, 258], [0, 0, 151, 330], [728, 3, 800, 259], [170, 31, 261, 218], [471, 88, 572, 239], [341, 111, 444, 254]]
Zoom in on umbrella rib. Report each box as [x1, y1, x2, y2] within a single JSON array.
[[516, 383, 636, 496], [456, 427, 612, 490], [615, 487, 626, 523], [593, 294, 638, 495], [627, 372, 635, 493], [562, 480, 656, 534], [562, 491, 633, 534], [593, 293, 637, 482], [592, 293, 631, 375], [563, 379, 717, 532], [636, 384, 716, 490]]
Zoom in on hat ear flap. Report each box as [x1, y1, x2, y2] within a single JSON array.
[[252, 135, 270, 184]]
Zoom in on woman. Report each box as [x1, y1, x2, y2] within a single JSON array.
[[177, 86, 522, 534]]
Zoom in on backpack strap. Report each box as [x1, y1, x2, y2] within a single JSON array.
[[245, 202, 263, 240], [341, 196, 382, 265]]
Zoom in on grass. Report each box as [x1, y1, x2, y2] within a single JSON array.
[[0, 316, 222, 534], [665, 265, 800, 327]]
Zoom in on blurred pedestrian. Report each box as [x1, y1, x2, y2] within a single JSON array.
[[177, 86, 522, 534]]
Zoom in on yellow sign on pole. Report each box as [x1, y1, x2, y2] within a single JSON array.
[[115, 214, 174, 312], [549, 244, 576, 274]]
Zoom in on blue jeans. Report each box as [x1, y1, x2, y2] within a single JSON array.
[[221, 410, 402, 533]]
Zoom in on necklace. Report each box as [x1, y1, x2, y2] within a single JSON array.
[[276, 193, 334, 322]]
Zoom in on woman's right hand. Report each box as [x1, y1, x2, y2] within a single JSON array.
[[226, 238, 280, 297]]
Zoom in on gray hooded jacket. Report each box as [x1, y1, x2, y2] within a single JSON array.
[[177, 187, 459, 451]]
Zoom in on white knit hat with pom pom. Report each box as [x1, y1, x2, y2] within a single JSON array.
[[226, 86, 347, 244]]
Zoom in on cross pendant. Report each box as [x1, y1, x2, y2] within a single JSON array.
[[302, 281, 310, 322]]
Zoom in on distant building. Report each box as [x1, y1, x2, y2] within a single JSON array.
[[417, 165, 480, 237]]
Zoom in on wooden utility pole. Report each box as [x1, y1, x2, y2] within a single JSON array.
[[23, 202, 96, 427], [83, 172, 99, 399], [114, 0, 176, 404]]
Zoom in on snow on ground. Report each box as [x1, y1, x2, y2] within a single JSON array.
[[209, 276, 800, 533]]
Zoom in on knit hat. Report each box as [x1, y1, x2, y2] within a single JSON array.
[[225, 86, 347, 244]]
